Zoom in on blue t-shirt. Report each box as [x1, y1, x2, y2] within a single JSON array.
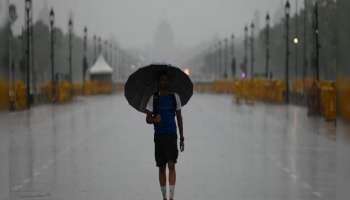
[[146, 93, 181, 136]]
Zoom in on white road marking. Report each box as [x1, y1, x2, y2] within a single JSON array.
[[312, 191, 322, 198], [22, 179, 30, 184], [290, 174, 298, 180], [34, 171, 41, 177], [42, 164, 49, 170], [11, 184, 23, 191], [302, 182, 312, 189], [282, 167, 291, 173]]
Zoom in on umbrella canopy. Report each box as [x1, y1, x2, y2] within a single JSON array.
[[125, 64, 193, 113]]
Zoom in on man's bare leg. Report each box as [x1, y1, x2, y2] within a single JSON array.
[[168, 162, 176, 200], [159, 166, 167, 200]]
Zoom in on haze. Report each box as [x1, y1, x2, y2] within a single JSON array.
[[7, 0, 286, 48]]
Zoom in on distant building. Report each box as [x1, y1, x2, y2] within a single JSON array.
[[152, 20, 175, 63], [38, 0, 50, 26]]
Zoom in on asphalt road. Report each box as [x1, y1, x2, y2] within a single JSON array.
[[0, 93, 338, 200]]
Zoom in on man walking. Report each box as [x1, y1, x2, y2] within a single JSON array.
[[145, 72, 185, 200]]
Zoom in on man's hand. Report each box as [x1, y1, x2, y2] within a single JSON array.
[[180, 137, 185, 152], [154, 114, 161, 124]]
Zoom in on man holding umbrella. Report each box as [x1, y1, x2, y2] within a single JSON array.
[[145, 71, 184, 200], [125, 64, 193, 200]]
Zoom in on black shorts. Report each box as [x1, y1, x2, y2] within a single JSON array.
[[154, 134, 178, 167]]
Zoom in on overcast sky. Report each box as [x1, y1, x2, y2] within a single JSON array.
[[7, 0, 290, 48]]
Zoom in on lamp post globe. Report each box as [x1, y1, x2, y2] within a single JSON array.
[[285, 0, 291, 15], [25, 0, 31, 10], [49, 9, 54, 26], [68, 18, 73, 32], [293, 37, 299, 44], [266, 13, 270, 25]]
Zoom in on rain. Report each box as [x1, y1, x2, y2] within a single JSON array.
[[0, 0, 349, 200]]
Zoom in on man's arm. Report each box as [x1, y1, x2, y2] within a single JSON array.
[[176, 110, 184, 139], [176, 110, 185, 152]]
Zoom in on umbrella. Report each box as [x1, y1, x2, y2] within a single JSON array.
[[125, 64, 193, 113]]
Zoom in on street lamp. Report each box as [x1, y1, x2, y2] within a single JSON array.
[[294, 0, 299, 83], [313, 1, 320, 81], [224, 38, 228, 79], [231, 34, 236, 78], [285, 0, 291, 103], [68, 18, 73, 89], [25, 0, 32, 108], [116, 46, 120, 81], [83, 27, 88, 87], [244, 25, 248, 77], [218, 41, 222, 79], [93, 35, 97, 62], [110, 43, 113, 65], [104, 40, 108, 60], [98, 37, 102, 55], [293, 37, 299, 44], [250, 22, 255, 79], [302, 0, 308, 83], [265, 13, 271, 79], [49, 8, 55, 102], [8, 4, 18, 111]]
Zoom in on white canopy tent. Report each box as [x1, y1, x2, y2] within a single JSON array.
[[89, 55, 113, 82], [89, 54, 113, 75]]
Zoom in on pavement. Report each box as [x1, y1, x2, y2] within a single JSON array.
[[0, 93, 339, 200]]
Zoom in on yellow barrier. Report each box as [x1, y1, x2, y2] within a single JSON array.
[[57, 81, 72, 103], [73, 83, 83, 95], [83, 81, 113, 95], [231, 79, 286, 104], [338, 78, 350, 121], [320, 82, 336, 121], [212, 80, 235, 94], [40, 81, 55, 102], [13, 81, 27, 110], [0, 80, 28, 111], [0, 80, 9, 110], [40, 81, 72, 103]]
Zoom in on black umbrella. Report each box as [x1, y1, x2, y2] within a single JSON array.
[[125, 64, 193, 113]]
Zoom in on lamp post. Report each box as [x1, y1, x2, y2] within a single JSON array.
[[293, 36, 299, 79], [285, 0, 291, 103], [68, 18, 73, 90], [218, 41, 222, 79], [8, 4, 17, 110], [110, 43, 113, 66], [250, 22, 255, 79], [104, 40, 108, 60], [313, 1, 320, 81], [302, 0, 308, 84], [83, 27, 88, 87], [93, 35, 97, 62], [265, 13, 271, 79], [231, 34, 236, 78], [215, 43, 219, 79], [115, 46, 119, 81], [98, 37, 102, 55], [294, 0, 300, 93], [244, 25, 248, 77], [224, 38, 228, 79], [49, 8, 55, 101], [25, 0, 32, 108]]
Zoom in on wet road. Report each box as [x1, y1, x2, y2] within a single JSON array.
[[0, 94, 337, 200]]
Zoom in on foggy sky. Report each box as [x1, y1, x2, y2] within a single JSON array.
[[8, 0, 288, 48]]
